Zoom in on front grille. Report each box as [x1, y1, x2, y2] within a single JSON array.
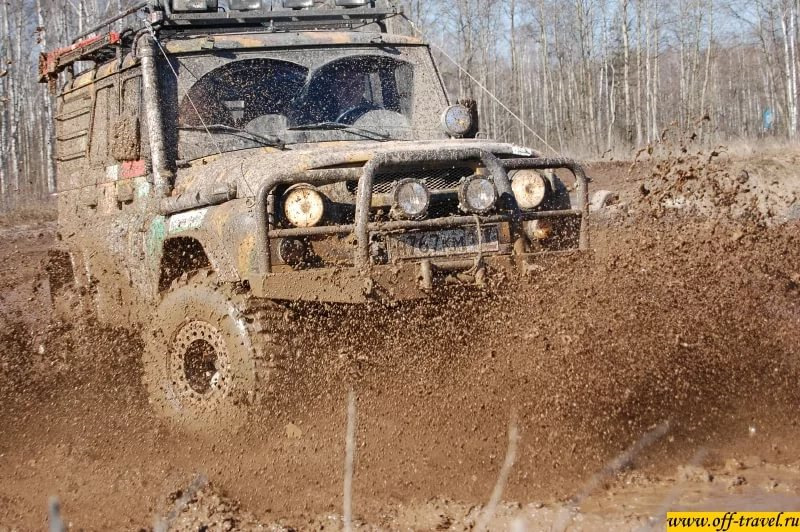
[[347, 166, 474, 194]]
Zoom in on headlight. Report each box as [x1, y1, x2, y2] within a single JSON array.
[[283, 185, 325, 227], [511, 169, 548, 209], [391, 179, 429, 219], [459, 175, 497, 214], [440, 104, 474, 138], [172, 0, 217, 11]]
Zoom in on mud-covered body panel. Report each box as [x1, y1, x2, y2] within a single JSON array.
[[170, 140, 534, 200]]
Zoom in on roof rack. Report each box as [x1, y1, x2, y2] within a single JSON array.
[[159, 6, 399, 34], [39, 0, 403, 85], [39, 31, 124, 85], [39, 0, 148, 85]]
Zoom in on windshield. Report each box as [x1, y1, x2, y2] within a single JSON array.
[[289, 56, 413, 126], [179, 58, 307, 130], [174, 47, 448, 160]]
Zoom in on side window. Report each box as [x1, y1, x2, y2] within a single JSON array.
[[90, 85, 115, 165]]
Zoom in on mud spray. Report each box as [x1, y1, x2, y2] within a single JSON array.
[[0, 155, 798, 530]]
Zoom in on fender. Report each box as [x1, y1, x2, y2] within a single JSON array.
[[153, 200, 255, 287]]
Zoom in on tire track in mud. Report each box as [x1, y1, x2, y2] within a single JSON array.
[[0, 216, 799, 529]]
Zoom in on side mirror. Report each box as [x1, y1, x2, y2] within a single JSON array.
[[110, 114, 141, 162], [457, 99, 480, 138]]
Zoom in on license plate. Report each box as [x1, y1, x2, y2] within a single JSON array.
[[386, 226, 500, 259]]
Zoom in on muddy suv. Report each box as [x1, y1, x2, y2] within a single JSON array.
[[40, 0, 589, 429]]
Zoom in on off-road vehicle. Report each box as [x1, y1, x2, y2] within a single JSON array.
[[40, 0, 589, 429]]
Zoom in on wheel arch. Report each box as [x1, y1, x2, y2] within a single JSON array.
[[158, 231, 239, 292]]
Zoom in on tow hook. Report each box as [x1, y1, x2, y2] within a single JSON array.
[[475, 264, 486, 287], [419, 259, 433, 291]]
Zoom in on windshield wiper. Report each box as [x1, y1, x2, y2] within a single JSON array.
[[178, 124, 285, 149], [288, 121, 391, 141]]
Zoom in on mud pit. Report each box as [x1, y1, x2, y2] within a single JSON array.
[[0, 152, 799, 530]]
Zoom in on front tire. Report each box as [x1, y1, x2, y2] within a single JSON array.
[[142, 270, 282, 433]]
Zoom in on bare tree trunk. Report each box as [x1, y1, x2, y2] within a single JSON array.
[[37, 0, 57, 193], [622, 0, 633, 145], [644, 0, 652, 142], [781, 0, 797, 139], [635, 0, 644, 146], [700, 0, 714, 142], [649, 0, 660, 142], [2, 1, 20, 200]]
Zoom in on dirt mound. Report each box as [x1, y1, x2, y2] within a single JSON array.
[[588, 146, 800, 227], [581, 142, 798, 227], [639, 150, 799, 224]]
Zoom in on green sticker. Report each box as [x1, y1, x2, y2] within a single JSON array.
[[147, 216, 167, 264]]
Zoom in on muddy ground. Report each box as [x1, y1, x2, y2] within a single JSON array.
[[0, 149, 799, 530]]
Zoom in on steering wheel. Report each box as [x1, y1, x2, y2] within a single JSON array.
[[336, 103, 380, 124]]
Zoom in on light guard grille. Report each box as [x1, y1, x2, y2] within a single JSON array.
[[347, 166, 475, 194]]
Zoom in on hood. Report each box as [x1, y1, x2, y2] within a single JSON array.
[[171, 139, 538, 199]]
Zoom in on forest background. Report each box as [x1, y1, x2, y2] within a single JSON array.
[[0, 0, 797, 207]]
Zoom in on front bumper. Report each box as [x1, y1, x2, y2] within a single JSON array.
[[248, 249, 584, 303]]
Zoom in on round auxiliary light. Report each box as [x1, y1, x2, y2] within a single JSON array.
[[440, 104, 474, 138], [510, 169, 548, 209], [283, 185, 325, 227], [459, 175, 497, 214], [392, 179, 430, 219]]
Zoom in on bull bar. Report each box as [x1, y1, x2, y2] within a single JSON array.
[[250, 149, 589, 301]]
